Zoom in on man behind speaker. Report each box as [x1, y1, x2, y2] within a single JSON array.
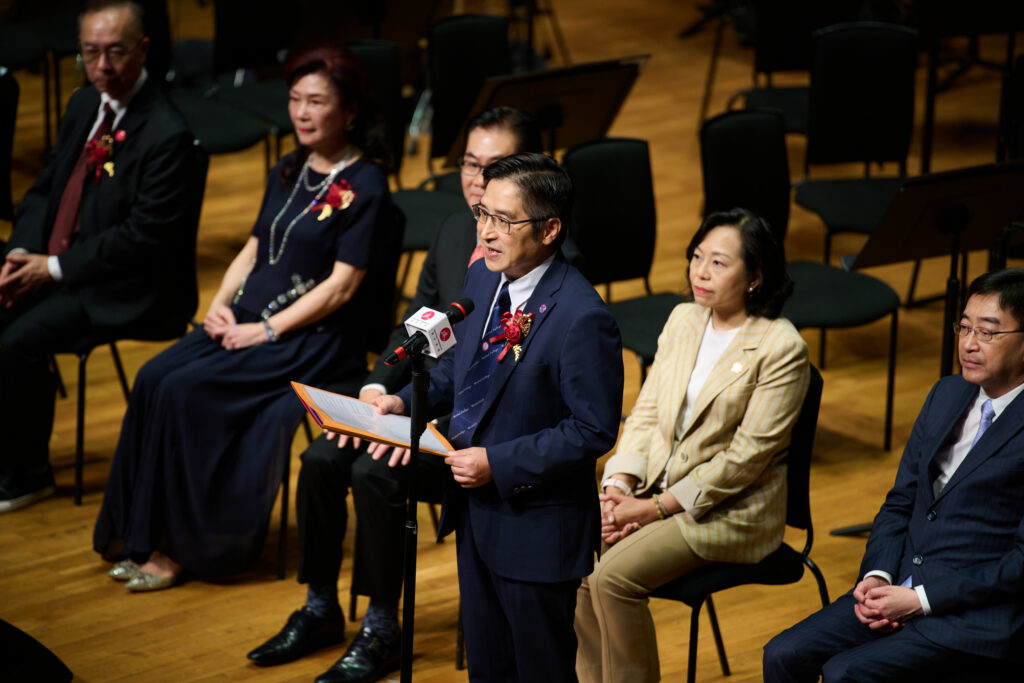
[[0, 0, 198, 512], [764, 268, 1024, 681]]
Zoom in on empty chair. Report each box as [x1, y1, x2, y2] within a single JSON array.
[[701, 108, 897, 449], [562, 137, 684, 380], [794, 21, 918, 266]]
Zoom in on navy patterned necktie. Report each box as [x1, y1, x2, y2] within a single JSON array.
[[448, 282, 510, 449]]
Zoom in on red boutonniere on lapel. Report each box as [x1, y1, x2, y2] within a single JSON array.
[[490, 310, 534, 362], [87, 129, 126, 181], [313, 179, 356, 221]]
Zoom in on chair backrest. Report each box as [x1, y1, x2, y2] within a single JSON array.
[[1000, 54, 1024, 161], [427, 14, 511, 161], [212, 0, 297, 76], [700, 109, 791, 242], [750, 0, 863, 78], [0, 68, 17, 222], [172, 142, 210, 333], [347, 39, 408, 176], [561, 137, 657, 288], [784, 365, 823, 531], [806, 22, 918, 169]]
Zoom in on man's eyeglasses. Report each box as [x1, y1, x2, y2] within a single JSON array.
[[458, 156, 495, 178], [80, 41, 140, 65], [953, 323, 1024, 343], [472, 204, 554, 234]]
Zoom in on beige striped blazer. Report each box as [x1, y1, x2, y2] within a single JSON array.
[[603, 303, 809, 563]]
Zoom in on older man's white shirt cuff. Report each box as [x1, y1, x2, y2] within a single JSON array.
[[47, 255, 63, 281]]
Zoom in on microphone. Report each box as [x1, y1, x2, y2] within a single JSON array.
[[382, 298, 475, 365]]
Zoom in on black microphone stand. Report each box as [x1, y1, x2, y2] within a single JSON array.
[[400, 352, 429, 683]]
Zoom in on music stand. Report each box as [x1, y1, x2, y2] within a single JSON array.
[[848, 159, 1024, 378], [442, 54, 648, 164]]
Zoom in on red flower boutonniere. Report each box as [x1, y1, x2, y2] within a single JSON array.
[[87, 129, 126, 181], [313, 179, 357, 221], [489, 310, 534, 362]]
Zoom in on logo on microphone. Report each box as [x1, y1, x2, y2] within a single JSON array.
[[422, 311, 435, 320], [440, 327, 451, 342]]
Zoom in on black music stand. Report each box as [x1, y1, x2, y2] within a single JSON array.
[[830, 159, 1024, 538], [442, 54, 648, 164]]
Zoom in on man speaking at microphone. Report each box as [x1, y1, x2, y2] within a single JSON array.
[[366, 153, 624, 681], [249, 107, 554, 682]]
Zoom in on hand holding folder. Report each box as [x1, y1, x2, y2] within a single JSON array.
[[291, 381, 453, 457]]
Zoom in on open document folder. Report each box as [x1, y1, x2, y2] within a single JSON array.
[[291, 381, 454, 457]]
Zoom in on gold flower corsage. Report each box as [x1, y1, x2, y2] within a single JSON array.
[[489, 310, 534, 362], [87, 129, 125, 181]]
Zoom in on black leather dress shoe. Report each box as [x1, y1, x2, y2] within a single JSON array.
[[315, 626, 400, 683], [247, 608, 345, 667]]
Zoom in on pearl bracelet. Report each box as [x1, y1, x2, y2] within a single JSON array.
[[263, 319, 279, 343], [652, 493, 667, 519], [601, 477, 633, 497]]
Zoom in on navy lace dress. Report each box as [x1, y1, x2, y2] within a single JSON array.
[[94, 154, 388, 576]]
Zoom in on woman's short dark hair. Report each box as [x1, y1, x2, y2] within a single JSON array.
[[686, 208, 793, 319], [280, 43, 391, 183], [482, 153, 572, 248], [967, 268, 1024, 328]]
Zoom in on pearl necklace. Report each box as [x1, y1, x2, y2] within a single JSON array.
[[266, 149, 359, 266]]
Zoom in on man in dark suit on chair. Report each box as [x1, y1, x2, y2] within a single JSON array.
[[366, 153, 623, 681], [0, 0, 198, 512], [247, 107, 548, 681], [764, 268, 1024, 682]]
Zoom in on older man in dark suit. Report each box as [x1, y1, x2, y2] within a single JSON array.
[[764, 268, 1024, 682], [0, 0, 198, 512]]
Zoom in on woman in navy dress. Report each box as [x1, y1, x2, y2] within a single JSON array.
[[93, 44, 392, 590]]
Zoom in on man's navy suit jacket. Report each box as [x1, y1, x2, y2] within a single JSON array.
[[399, 254, 623, 583], [7, 79, 199, 332], [861, 374, 1024, 658]]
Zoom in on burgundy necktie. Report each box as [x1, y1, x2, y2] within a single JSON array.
[[48, 103, 116, 255]]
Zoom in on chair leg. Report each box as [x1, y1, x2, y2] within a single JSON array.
[[108, 343, 130, 401], [818, 328, 827, 370], [906, 259, 922, 303], [397, 251, 414, 298], [687, 599, 701, 683], [51, 356, 67, 399], [75, 352, 89, 506], [705, 596, 730, 677], [428, 502, 441, 539], [349, 591, 359, 622], [805, 556, 831, 607], [884, 310, 898, 451]]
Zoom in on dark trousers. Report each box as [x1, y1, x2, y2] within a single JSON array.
[[350, 446, 451, 601], [0, 285, 90, 475], [763, 593, 1005, 683], [455, 503, 580, 683], [295, 430, 452, 601]]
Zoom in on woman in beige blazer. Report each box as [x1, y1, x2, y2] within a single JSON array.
[[575, 209, 810, 683]]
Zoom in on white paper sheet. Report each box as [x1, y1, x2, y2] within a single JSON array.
[[303, 386, 451, 454]]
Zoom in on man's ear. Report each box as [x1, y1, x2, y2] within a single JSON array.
[[541, 217, 561, 246]]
